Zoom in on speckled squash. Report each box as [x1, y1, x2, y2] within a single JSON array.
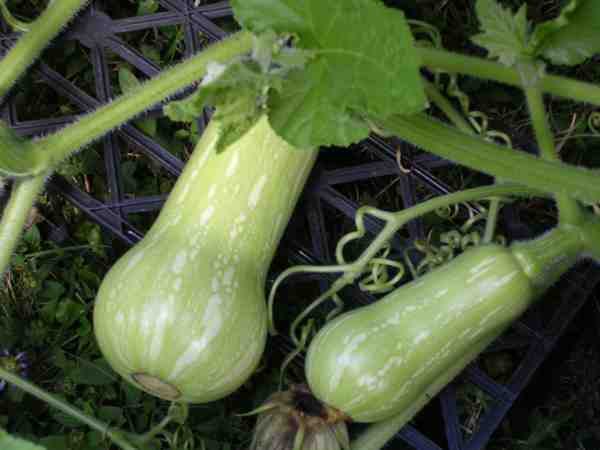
[[93, 116, 317, 403], [306, 225, 591, 423]]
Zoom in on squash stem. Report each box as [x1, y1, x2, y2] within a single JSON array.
[[384, 185, 540, 238], [482, 197, 500, 244], [136, 414, 172, 444], [268, 264, 353, 336], [523, 82, 583, 226], [0, 0, 31, 32], [510, 224, 586, 294], [423, 79, 474, 134], [0, 0, 90, 99], [418, 47, 600, 108], [423, 79, 503, 241], [0, 368, 138, 450], [30, 31, 254, 172], [0, 173, 46, 279], [373, 113, 600, 204]]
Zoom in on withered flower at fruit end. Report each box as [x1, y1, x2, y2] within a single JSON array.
[[250, 384, 350, 450]]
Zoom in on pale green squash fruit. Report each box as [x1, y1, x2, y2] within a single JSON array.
[[94, 116, 317, 403]]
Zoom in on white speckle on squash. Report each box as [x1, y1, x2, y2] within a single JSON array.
[[199, 205, 215, 227], [412, 365, 426, 378], [248, 175, 267, 209], [173, 251, 187, 274], [125, 250, 145, 272], [469, 328, 485, 339], [479, 304, 505, 325], [208, 326, 264, 392], [330, 332, 367, 390], [173, 278, 182, 291], [413, 330, 429, 344], [140, 305, 154, 338], [434, 288, 449, 298], [170, 294, 223, 379], [207, 184, 217, 199], [223, 267, 235, 286], [357, 374, 378, 391], [386, 312, 401, 325], [150, 302, 171, 360], [226, 151, 239, 177], [177, 182, 191, 204], [229, 225, 243, 240], [194, 134, 215, 170], [459, 328, 472, 339]]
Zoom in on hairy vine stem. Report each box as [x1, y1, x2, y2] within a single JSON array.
[[419, 47, 600, 108], [374, 113, 600, 204], [523, 81, 583, 225], [0, 0, 91, 99], [0, 367, 138, 450], [31, 31, 254, 172], [0, 174, 46, 278], [0, 0, 31, 32]]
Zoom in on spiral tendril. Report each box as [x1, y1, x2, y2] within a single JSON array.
[[279, 319, 314, 390], [268, 190, 516, 382], [589, 111, 600, 135], [0, 1, 30, 32]]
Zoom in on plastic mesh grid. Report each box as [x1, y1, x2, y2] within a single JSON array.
[[1, 2, 599, 449]]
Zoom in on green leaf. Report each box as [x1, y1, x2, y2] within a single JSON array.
[[165, 60, 275, 152], [137, 0, 159, 16], [532, 0, 600, 66], [0, 429, 46, 450], [204, 62, 270, 151], [51, 410, 82, 428], [97, 406, 124, 424], [164, 32, 313, 151], [164, 89, 207, 123], [55, 298, 86, 326], [120, 160, 138, 193], [68, 358, 117, 386], [231, 0, 426, 148], [268, 65, 369, 148], [7, 387, 25, 403], [471, 0, 530, 66], [119, 68, 157, 136], [122, 381, 142, 405], [40, 281, 65, 301], [118, 67, 140, 94], [174, 129, 190, 140], [37, 436, 67, 450], [23, 225, 41, 248], [0, 122, 44, 177], [141, 44, 162, 65], [137, 118, 157, 137]]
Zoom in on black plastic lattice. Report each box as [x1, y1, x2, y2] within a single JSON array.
[[1, 2, 599, 449]]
